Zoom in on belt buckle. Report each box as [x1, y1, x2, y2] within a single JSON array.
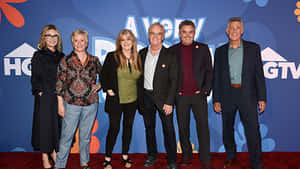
[[231, 84, 242, 88]]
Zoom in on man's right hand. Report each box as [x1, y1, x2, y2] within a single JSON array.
[[213, 102, 222, 113]]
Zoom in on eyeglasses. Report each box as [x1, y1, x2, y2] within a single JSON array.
[[149, 32, 163, 36], [45, 34, 58, 38]]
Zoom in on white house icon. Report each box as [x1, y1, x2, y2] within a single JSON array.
[[3, 43, 36, 76], [261, 47, 287, 62]]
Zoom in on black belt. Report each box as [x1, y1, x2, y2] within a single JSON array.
[[144, 88, 153, 94]]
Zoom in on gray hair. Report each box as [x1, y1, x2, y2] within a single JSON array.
[[148, 22, 165, 36], [226, 17, 244, 32]]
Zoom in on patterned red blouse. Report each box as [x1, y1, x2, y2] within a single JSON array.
[[56, 52, 102, 106]]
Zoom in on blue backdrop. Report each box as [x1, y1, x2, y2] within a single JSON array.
[[0, 0, 300, 153]]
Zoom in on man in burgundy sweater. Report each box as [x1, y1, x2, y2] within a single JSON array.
[[169, 20, 213, 169]]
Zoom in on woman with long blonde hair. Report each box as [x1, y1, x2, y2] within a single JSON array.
[[101, 29, 142, 169], [31, 24, 64, 169]]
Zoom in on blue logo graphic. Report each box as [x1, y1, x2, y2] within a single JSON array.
[[218, 122, 275, 152], [242, 0, 269, 7]]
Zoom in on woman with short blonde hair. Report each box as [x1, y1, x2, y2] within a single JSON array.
[[54, 29, 102, 169]]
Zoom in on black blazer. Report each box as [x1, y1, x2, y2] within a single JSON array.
[[138, 46, 178, 113], [169, 41, 213, 95], [100, 52, 141, 113], [212, 40, 266, 111]]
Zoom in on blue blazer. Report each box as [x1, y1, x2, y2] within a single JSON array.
[[212, 40, 266, 111]]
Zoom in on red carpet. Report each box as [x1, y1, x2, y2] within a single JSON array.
[[1, 152, 300, 169]]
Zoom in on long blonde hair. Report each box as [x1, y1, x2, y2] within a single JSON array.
[[115, 29, 142, 72], [38, 25, 62, 52]]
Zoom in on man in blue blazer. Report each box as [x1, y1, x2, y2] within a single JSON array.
[[169, 20, 214, 169], [213, 17, 266, 169], [138, 22, 178, 169]]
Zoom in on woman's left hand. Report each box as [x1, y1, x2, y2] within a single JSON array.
[[92, 84, 101, 93]]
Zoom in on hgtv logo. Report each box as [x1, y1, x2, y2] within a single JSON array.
[[262, 47, 300, 79], [3, 43, 36, 76]]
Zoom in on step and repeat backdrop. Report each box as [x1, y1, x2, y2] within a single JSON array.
[[0, 0, 300, 153]]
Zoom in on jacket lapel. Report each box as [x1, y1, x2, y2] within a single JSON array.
[[223, 43, 231, 84], [152, 46, 166, 87], [141, 47, 148, 69], [176, 44, 183, 86], [241, 40, 248, 86], [192, 42, 199, 75]]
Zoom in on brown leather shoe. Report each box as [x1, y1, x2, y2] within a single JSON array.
[[223, 160, 236, 168]]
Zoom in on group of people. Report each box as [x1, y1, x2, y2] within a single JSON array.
[[31, 17, 266, 169]]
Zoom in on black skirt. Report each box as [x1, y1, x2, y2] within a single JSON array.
[[31, 94, 61, 153]]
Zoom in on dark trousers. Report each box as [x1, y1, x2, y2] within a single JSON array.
[[105, 101, 137, 157], [175, 93, 210, 162], [222, 87, 262, 169], [143, 90, 177, 164]]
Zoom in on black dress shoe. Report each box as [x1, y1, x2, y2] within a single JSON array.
[[223, 160, 236, 168], [180, 158, 191, 166], [201, 162, 215, 169], [144, 156, 157, 167], [167, 163, 178, 169], [81, 166, 91, 169], [250, 166, 263, 169]]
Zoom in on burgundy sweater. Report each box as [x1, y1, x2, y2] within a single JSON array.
[[180, 44, 199, 96]]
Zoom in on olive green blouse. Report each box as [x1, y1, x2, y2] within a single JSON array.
[[117, 65, 141, 104]]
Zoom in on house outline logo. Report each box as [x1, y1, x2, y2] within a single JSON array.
[[261, 47, 300, 79], [3, 43, 36, 76]]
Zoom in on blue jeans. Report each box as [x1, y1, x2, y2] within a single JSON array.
[[55, 102, 98, 168]]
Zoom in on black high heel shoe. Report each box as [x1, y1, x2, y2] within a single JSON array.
[[103, 158, 112, 169], [122, 155, 132, 168], [48, 153, 55, 164]]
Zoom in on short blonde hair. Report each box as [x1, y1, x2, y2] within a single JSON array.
[[38, 25, 63, 52], [71, 29, 88, 43]]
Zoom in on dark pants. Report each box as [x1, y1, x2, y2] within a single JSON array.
[[143, 90, 177, 164], [222, 87, 262, 169], [105, 101, 137, 157], [175, 93, 210, 162]]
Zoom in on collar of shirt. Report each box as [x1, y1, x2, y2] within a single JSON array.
[[71, 51, 90, 68], [229, 41, 243, 50], [148, 45, 162, 57]]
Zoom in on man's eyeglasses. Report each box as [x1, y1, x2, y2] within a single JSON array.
[[149, 32, 163, 36], [45, 34, 58, 38]]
